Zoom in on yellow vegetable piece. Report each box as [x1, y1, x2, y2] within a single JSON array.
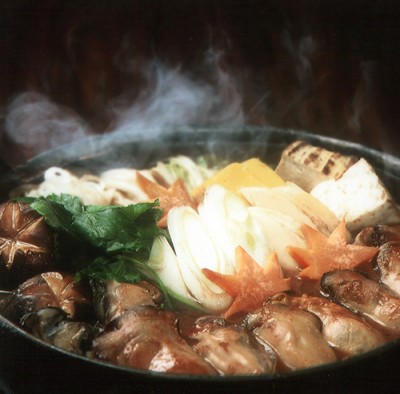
[[193, 158, 285, 199]]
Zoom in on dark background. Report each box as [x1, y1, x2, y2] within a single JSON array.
[[1, 0, 400, 168]]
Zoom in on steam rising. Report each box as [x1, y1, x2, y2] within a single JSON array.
[[112, 58, 243, 135], [4, 53, 244, 161], [1, 27, 396, 168], [5, 92, 90, 153], [271, 31, 315, 123]]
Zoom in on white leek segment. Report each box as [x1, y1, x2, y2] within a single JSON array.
[[199, 185, 307, 271], [248, 207, 307, 271], [153, 183, 338, 311], [167, 206, 233, 313], [147, 235, 188, 299], [165, 185, 311, 312], [198, 185, 271, 267], [240, 182, 339, 236]]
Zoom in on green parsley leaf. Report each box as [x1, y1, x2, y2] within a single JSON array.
[[29, 194, 162, 258], [25, 193, 163, 283]]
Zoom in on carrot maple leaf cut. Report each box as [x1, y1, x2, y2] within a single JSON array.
[[202, 246, 291, 318], [136, 173, 197, 227], [287, 219, 379, 280]]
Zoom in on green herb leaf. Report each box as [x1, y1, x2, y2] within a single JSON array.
[[75, 256, 142, 283], [29, 194, 162, 257], [30, 194, 82, 240], [73, 202, 162, 255], [23, 193, 201, 311], [25, 192, 163, 280]]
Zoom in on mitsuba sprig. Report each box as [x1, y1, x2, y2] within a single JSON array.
[[18, 194, 175, 305]]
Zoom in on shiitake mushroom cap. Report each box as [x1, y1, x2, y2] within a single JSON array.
[[0, 201, 54, 289]]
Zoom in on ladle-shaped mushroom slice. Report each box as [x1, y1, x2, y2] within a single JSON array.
[[273, 293, 385, 356], [321, 269, 400, 333], [93, 305, 216, 375], [246, 303, 336, 371]]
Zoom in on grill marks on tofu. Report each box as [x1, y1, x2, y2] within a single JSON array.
[[275, 140, 357, 192]]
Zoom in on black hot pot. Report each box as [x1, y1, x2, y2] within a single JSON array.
[[1, 126, 400, 393]]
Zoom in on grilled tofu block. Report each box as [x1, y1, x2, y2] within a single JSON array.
[[310, 158, 400, 233], [275, 140, 357, 192]]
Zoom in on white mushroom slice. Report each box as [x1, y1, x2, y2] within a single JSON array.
[[311, 158, 400, 233]]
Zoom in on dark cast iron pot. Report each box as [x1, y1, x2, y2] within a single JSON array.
[[1, 126, 400, 393]]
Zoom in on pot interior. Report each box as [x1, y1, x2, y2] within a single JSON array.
[[0, 126, 400, 391]]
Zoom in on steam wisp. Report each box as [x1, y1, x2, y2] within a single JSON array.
[[2, 52, 244, 166]]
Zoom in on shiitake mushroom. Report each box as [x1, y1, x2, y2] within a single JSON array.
[[0, 271, 94, 324], [0, 201, 54, 288]]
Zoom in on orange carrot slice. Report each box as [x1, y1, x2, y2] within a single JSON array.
[[203, 246, 291, 318], [137, 173, 197, 227], [288, 219, 378, 280]]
